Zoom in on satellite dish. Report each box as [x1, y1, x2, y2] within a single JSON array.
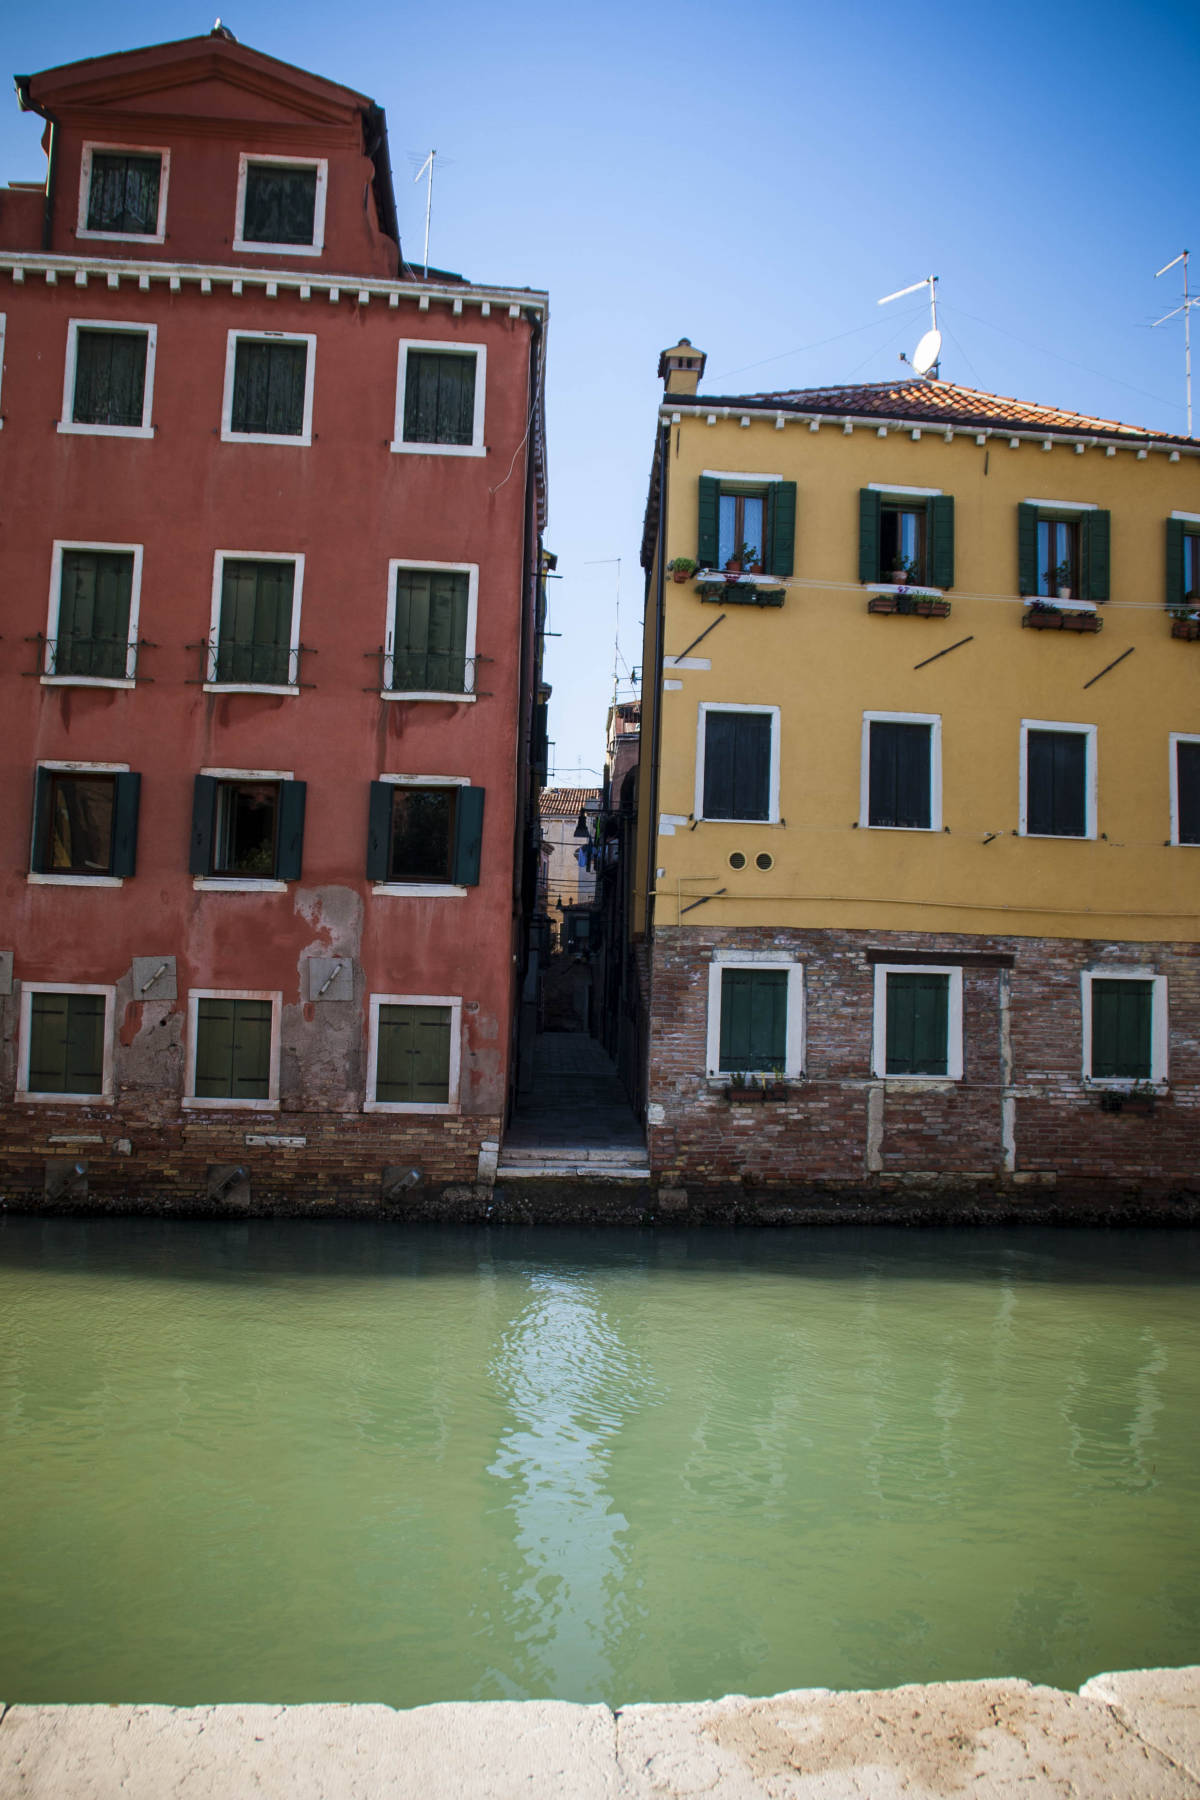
[[912, 328, 942, 377]]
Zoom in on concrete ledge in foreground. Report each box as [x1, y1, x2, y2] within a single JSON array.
[[0, 1667, 1197, 1798]]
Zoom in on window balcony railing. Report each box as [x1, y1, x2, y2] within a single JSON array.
[[28, 634, 153, 682], [365, 648, 489, 697], [188, 640, 315, 687]]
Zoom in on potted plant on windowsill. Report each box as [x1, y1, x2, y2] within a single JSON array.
[[668, 556, 699, 583], [888, 556, 920, 587], [726, 543, 763, 578], [1098, 1082, 1159, 1116], [1170, 605, 1200, 640], [726, 1072, 762, 1103], [1053, 560, 1073, 600]]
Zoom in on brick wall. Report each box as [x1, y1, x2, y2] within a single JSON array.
[[646, 925, 1200, 1204]]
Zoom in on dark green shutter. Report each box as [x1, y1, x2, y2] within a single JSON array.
[[231, 1000, 272, 1098], [58, 550, 133, 679], [858, 489, 881, 583], [194, 998, 233, 1096], [29, 991, 105, 1095], [1177, 740, 1200, 845], [274, 780, 306, 881], [366, 782, 393, 881], [403, 353, 475, 446], [452, 787, 485, 886], [718, 968, 787, 1071], [766, 482, 796, 578], [869, 722, 931, 829], [886, 973, 949, 1075], [1018, 503, 1039, 596], [217, 560, 294, 684], [1026, 730, 1086, 837], [86, 152, 160, 234], [110, 773, 141, 877], [231, 340, 306, 436], [30, 766, 53, 873], [376, 1003, 452, 1103], [697, 476, 720, 567], [242, 165, 317, 245], [928, 495, 955, 589], [703, 712, 772, 821], [1082, 509, 1110, 602], [73, 330, 147, 428], [189, 776, 217, 875], [392, 569, 469, 691], [1091, 980, 1152, 1080], [1166, 517, 1185, 609]]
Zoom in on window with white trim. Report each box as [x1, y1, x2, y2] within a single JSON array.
[[185, 990, 282, 1109], [207, 552, 303, 691], [233, 155, 327, 255], [1020, 720, 1097, 839], [872, 964, 963, 1080], [78, 144, 168, 242], [17, 984, 116, 1103], [696, 704, 780, 823], [705, 954, 804, 1078], [384, 561, 478, 697], [221, 331, 315, 445], [861, 712, 942, 831], [859, 488, 954, 588], [29, 763, 139, 883], [189, 770, 306, 887], [365, 994, 462, 1112], [366, 777, 484, 891], [60, 320, 156, 437], [1170, 734, 1200, 846], [1082, 970, 1167, 1085], [391, 342, 486, 455], [1018, 500, 1109, 602], [44, 541, 143, 685]]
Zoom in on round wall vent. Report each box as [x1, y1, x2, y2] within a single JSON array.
[[728, 851, 746, 870], [755, 852, 774, 871]]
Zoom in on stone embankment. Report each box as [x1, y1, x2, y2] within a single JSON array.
[[1, 1666, 1197, 1797]]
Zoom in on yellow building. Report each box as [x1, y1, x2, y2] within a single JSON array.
[[634, 339, 1200, 1208]]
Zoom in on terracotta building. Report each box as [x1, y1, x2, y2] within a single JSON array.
[[634, 339, 1200, 1212], [0, 32, 548, 1209]]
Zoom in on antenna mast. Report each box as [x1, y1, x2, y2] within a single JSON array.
[[414, 150, 436, 279], [1153, 250, 1194, 436], [879, 274, 941, 378]]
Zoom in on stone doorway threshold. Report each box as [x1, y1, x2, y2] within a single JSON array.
[[502, 1031, 648, 1180]]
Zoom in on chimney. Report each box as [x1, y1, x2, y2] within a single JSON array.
[[658, 338, 706, 398]]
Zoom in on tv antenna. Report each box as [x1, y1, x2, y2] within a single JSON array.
[[879, 274, 941, 378], [413, 149, 437, 279], [1153, 250, 1194, 436]]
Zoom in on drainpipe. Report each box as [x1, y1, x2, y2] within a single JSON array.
[[14, 77, 57, 253]]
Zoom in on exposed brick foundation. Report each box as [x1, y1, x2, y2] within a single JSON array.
[[645, 925, 1200, 1210]]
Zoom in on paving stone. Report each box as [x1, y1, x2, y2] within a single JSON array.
[[1081, 1666, 1200, 1783]]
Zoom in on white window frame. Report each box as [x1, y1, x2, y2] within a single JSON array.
[[1081, 968, 1168, 1088], [232, 153, 328, 257], [695, 702, 781, 824], [1169, 733, 1200, 847], [364, 992, 462, 1114], [1019, 719, 1098, 840], [860, 711, 943, 832], [43, 539, 143, 688], [16, 982, 117, 1104], [220, 330, 316, 447], [183, 988, 283, 1111], [383, 559, 479, 701], [59, 318, 157, 439], [372, 772, 471, 898], [206, 552, 304, 695], [192, 765, 293, 892], [872, 963, 964, 1083], [28, 759, 131, 888], [77, 142, 170, 244], [705, 949, 805, 1081], [391, 340, 487, 457]]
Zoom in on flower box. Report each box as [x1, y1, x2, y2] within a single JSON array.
[[700, 582, 784, 608], [1022, 608, 1102, 632], [1098, 1091, 1158, 1116], [1171, 619, 1200, 641], [725, 1081, 792, 1103], [868, 595, 951, 618]]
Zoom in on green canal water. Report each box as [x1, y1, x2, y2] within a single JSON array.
[[1, 1218, 1198, 1707]]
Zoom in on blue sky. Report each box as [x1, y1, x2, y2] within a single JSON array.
[[5, 0, 1197, 781]]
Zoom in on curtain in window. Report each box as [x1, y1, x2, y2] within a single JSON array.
[[73, 330, 146, 427], [231, 341, 307, 435], [86, 153, 160, 234], [376, 1004, 452, 1103], [242, 166, 317, 245], [217, 561, 295, 685], [57, 551, 133, 679], [392, 569, 469, 690], [403, 353, 475, 446]]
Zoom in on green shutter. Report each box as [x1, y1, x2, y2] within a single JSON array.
[[110, 772, 141, 878], [189, 776, 217, 875], [858, 489, 881, 583], [1166, 517, 1185, 608], [30, 767, 53, 873], [1082, 509, 1110, 602], [57, 550, 133, 679], [767, 482, 797, 578], [274, 780, 306, 881], [217, 560, 294, 685], [886, 973, 949, 1076], [195, 998, 233, 1096], [1092, 980, 1152, 1080], [366, 782, 393, 881], [718, 967, 787, 1071], [29, 991, 104, 1095], [452, 786, 485, 886], [73, 330, 147, 428], [928, 495, 955, 589], [376, 1004, 451, 1103], [195, 998, 271, 1099], [697, 476, 720, 568], [1017, 503, 1039, 596]]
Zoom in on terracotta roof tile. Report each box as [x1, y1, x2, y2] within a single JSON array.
[[539, 787, 601, 819]]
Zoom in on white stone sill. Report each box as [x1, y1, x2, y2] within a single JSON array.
[[40, 675, 135, 690], [371, 883, 468, 898], [181, 1097, 279, 1112], [193, 877, 288, 893], [27, 873, 123, 887], [866, 582, 945, 598], [389, 440, 486, 457], [57, 421, 154, 440], [379, 691, 477, 704], [15, 1090, 113, 1105], [203, 683, 300, 697], [362, 1100, 457, 1115]]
